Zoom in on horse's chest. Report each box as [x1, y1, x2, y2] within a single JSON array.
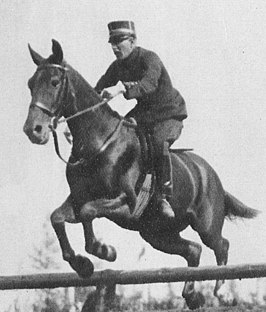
[[66, 165, 120, 202]]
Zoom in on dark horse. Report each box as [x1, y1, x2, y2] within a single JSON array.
[[23, 40, 259, 310]]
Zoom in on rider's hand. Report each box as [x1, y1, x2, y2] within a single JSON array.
[[101, 81, 126, 99]]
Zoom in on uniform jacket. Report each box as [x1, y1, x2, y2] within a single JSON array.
[[95, 46, 187, 125]]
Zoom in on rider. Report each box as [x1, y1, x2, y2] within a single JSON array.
[[95, 21, 187, 219]]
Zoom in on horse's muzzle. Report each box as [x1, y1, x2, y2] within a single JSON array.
[[23, 122, 50, 144]]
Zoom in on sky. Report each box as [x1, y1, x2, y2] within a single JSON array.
[[1, 0, 266, 307]]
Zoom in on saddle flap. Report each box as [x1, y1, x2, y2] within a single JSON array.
[[136, 125, 154, 173], [131, 124, 156, 218], [132, 173, 155, 218]]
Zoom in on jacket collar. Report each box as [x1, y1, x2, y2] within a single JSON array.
[[118, 46, 140, 67]]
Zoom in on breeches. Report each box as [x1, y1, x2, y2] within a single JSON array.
[[151, 119, 184, 153], [146, 118, 183, 195]]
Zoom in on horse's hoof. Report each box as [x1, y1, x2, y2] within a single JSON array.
[[103, 245, 117, 262], [218, 296, 238, 307], [92, 243, 117, 262], [215, 282, 237, 306], [70, 255, 94, 278], [185, 291, 205, 310]]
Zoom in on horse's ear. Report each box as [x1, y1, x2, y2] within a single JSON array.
[[28, 44, 44, 66], [51, 39, 63, 64]]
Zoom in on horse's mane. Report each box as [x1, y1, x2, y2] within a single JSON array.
[[64, 61, 102, 103], [62, 60, 122, 120]]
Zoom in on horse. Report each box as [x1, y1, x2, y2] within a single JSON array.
[[23, 39, 259, 310]]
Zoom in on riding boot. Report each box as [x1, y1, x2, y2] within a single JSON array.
[[157, 142, 175, 219]]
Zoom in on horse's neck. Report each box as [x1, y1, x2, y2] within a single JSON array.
[[69, 108, 120, 158], [65, 69, 120, 158]]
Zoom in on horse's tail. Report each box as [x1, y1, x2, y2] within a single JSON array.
[[225, 191, 260, 220]]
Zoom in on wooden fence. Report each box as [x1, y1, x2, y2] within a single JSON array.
[[2, 263, 266, 311]]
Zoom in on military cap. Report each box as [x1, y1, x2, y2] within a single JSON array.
[[108, 21, 136, 43]]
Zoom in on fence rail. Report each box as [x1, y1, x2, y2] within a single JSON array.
[[1, 263, 266, 290]]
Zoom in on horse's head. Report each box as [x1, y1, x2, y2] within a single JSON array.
[[23, 39, 67, 144]]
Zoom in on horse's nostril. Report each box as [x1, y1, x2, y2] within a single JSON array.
[[34, 125, 42, 133]]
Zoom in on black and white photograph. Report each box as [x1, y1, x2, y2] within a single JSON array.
[[1, 1, 266, 311]]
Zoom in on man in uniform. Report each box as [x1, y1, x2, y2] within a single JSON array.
[[95, 21, 187, 219]]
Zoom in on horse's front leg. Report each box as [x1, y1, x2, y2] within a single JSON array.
[[83, 221, 117, 262], [50, 196, 94, 278], [79, 194, 133, 221]]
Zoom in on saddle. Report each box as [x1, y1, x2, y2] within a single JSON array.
[[131, 125, 155, 218], [129, 119, 193, 218]]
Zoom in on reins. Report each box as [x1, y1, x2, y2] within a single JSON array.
[[50, 101, 137, 166], [49, 95, 123, 166], [51, 115, 124, 166], [33, 63, 137, 166], [57, 97, 112, 124]]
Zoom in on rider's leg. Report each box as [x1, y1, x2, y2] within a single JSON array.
[[155, 141, 175, 218], [153, 119, 184, 218]]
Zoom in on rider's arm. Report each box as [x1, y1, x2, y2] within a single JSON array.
[[95, 62, 119, 94], [123, 51, 162, 100]]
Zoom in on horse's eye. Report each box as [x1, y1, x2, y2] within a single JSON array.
[[51, 78, 60, 87]]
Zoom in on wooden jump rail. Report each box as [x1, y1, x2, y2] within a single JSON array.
[[1, 263, 266, 290], [2, 263, 266, 311]]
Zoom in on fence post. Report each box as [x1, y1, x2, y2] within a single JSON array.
[[81, 284, 117, 312]]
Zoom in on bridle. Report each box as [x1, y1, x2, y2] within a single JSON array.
[[30, 63, 132, 165], [30, 64, 68, 119]]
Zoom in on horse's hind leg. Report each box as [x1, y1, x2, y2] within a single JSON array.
[[50, 196, 94, 278], [213, 237, 229, 298], [140, 230, 205, 310], [83, 222, 117, 262], [199, 230, 230, 301]]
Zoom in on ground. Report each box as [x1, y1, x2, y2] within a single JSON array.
[[160, 306, 266, 312]]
